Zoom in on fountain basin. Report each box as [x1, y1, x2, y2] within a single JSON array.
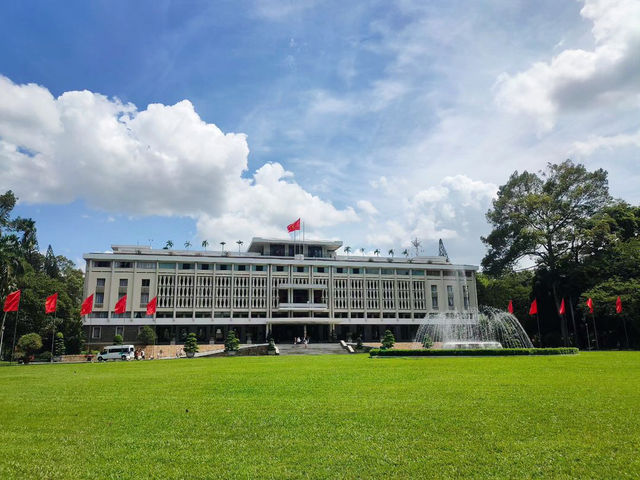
[[441, 341, 502, 350]]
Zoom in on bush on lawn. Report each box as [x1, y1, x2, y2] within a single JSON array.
[[422, 334, 434, 349], [225, 330, 240, 352], [137, 325, 157, 346], [184, 333, 199, 355], [113, 334, 123, 345], [381, 329, 395, 350], [369, 347, 579, 357], [54, 332, 66, 356], [17, 333, 43, 363]]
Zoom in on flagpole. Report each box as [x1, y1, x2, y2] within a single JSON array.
[[10, 303, 21, 364], [569, 296, 578, 348], [0, 311, 7, 360], [591, 312, 599, 350], [536, 313, 542, 347], [50, 311, 57, 362], [584, 319, 590, 350]]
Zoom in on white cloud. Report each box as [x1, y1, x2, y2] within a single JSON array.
[[356, 199, 378, 216], [495, 0, 640, 131], [572, 128, 640, 156], [0, 75, 356, 241]]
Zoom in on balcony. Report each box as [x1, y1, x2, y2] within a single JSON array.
[[277, 302, 328, 312]]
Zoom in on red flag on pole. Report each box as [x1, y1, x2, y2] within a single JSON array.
[[45, 293, 58, 314], [559, 298, 566, 315], [507, 300, 514, 314], [80, 294, 94, 316], [529, 299, 538, 315], [616, 296, 622, 314], [3, 290, 21, 312], [287, 218, 301, 233], [114, 295, 127, 315], [586, 298, 594, 314], [146, 296, 157, 316]]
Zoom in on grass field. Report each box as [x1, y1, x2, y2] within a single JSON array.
[[1, 352, 639, 479]]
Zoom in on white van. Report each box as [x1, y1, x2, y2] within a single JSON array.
[[97, 345, 135, 362]]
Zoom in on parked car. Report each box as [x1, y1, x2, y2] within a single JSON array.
[[97, 345, 135, 362]]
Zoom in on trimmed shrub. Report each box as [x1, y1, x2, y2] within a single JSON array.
[[137, 325, 157, 346], [184, 333, 199, 354], [113, 334, 123, 345], [381, 330, 395, 350], [369, 347, 579, 357], [225, 330, 240, 352], [267, 338, 276, 352], [54, 332, 66, 356], [421, 335, 434, 349], [17, 333, 43, 363]]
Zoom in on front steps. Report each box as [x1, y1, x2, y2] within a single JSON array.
[[276, 343, 349, 355]]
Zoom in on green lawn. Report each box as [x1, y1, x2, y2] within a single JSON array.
[[0, 352, 639, 479]]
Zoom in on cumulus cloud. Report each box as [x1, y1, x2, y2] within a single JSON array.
[[0, 75, 356, 240], [572, 128, 640, 156], [495, 0, 640, 131], [356, 199, 378, 216]]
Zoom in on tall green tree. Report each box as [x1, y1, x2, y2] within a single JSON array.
[[481, 161, 611, 345]]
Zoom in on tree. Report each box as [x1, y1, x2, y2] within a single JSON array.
[[113, 334, 123, 345], [237, 240, 243, 253], [225, 330, 240, 352], [220, 241, 226, 252], [184, 332, 199, 355], [201, 240, 209, 251], [360, 247, 365, 256], [388, 249, 394, 257], [137, 325, 157, 346], [44, 245, 59, 278], [373, 249, 380, 256], [482, 161, 610, 275], [17, 333, 42, 363], [411, 237, 422, 256], [381, 329, 395, 350], [422, 334, 434, 349], [344, 246, 352, 254], [54, 332, 66, 356], [184, 241, 192, 249], [402, 249, 409, 258], [164, 240, 173, 250], [482, 161, 611, 346]]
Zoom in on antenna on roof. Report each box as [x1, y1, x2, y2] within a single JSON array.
[[438, 239, 449, 262]]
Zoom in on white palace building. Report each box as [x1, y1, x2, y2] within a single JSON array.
[[82, 237, 479, 345]]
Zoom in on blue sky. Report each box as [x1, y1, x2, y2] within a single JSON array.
[[1, 0, 639, 268]]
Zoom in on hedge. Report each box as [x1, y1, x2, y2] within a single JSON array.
[[369, 347, 579, 357]]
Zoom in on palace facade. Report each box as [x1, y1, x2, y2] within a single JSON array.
[[82, 238, 478, 345]]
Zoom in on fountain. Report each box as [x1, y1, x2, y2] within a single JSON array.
[[414, 306, 533, 349]]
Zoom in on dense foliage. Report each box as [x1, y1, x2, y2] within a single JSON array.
[[137, 325, 157, 346], [479, 163, 639, 349], [1, 191, 85, 358], [381, 329, 395, 350], [224, 330, 239, 352], [370, 348, 578, 356], [16, 332, 43, 362], [184, 333, 199, 354]]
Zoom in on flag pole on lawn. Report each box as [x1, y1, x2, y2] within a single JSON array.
[[10, 302, 21, 364], [587, 297, 598, 350], [0, 311, 7, 360]]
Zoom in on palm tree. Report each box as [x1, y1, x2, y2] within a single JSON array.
[[236, 240, 244, 253], [388, 249, 394, 257], [374, 249, 380, 256], [184, 241, 192, 249], [344, 246, 352, 255], [402, 248, 409, 258], [220, 241, 226, 252], [360, 247, 365, 256], [164, 240, 173, 250], [201, 240, 209, 251]]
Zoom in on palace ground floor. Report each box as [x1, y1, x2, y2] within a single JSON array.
[[84, 322, 422, 346]]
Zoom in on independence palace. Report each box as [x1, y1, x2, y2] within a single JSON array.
[[82, 237, 478, 345]]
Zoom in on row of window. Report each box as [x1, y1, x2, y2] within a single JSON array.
[[93, 260, 471, 277]]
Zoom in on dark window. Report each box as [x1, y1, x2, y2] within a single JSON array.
[[95, 292, 104, 305], [335, 267, 345, 274], [142, 279, 150, 287], [96, 278, 106, 287], [180, 263, 193, 270], [253, 265, 265, 271], [198, 264, 211, 270], [431, 285, 439, 309], [270, 244, 285, 256], [308, 246, 323, 257], [216, 264, 230, 271], [351, 268, 361, 275], [235, 265, 247, 271], [94, 261, 111, 268], [115, 262, 132, 269], [447, 285, 455, 309]]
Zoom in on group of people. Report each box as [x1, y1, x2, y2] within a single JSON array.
[[294, 336, 310, 348], [134, 349, 146, 360]]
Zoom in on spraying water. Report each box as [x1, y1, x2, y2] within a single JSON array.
[[414, 306, 533, 349]]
